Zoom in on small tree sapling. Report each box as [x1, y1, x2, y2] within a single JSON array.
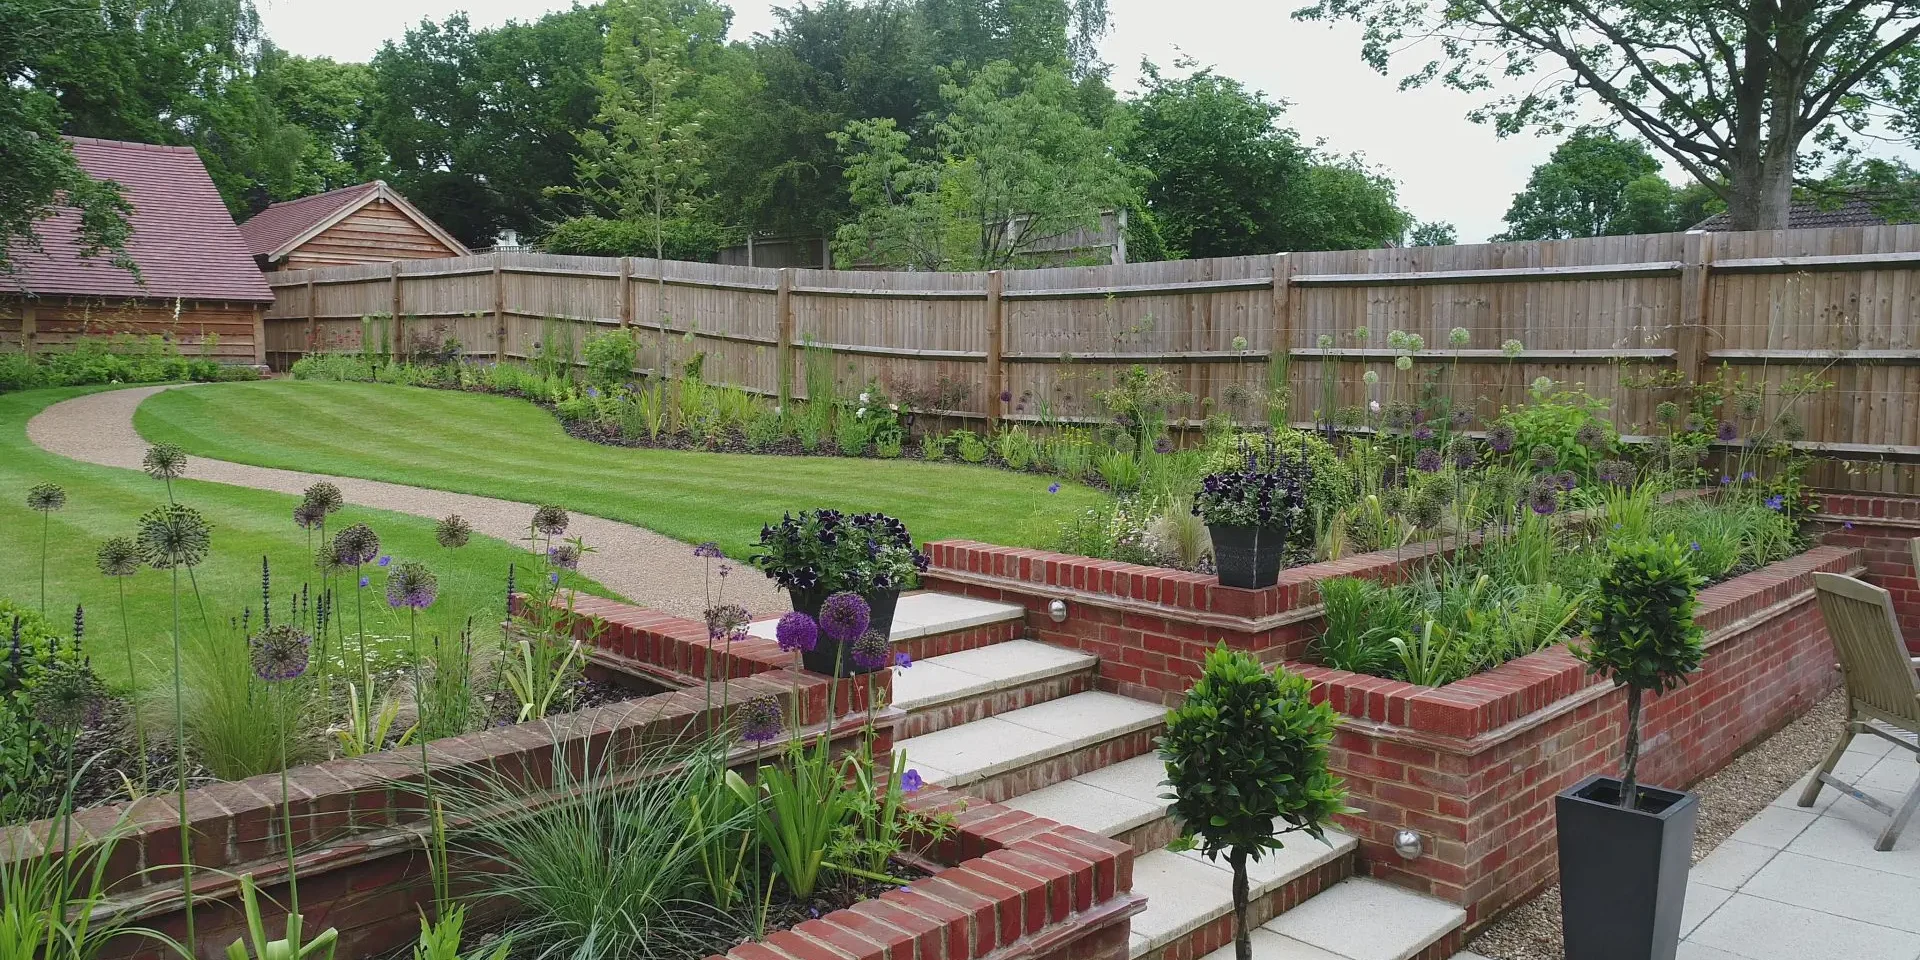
[[1158, 646, 1347, 960], [1573, 536, 1705, 808]]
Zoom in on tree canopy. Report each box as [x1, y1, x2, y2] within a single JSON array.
[[1496, 131, 1720, 240]]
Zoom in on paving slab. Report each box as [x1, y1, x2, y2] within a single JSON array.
[[896, 691, 1160, 786], [892, 639, 1095, 711], [1198, 929, 1346, 960], [1742, 850, 1920, 934], [1261, 878, 1465, 960], [992, 690, 1165, 745], [1129, 849, 1246, 955], [1728, 804, 1821, 850], [1073, 753, 1171, 804], [1680, 883, 1734, 939], [892, 660, 998, 711], [1001, 778, 1165, 837], [1691, 838, 1779, 890], [1686, 892, 1920, 960]]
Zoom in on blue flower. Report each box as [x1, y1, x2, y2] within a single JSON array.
[[549, 572, 560, 585], [1741, 471, 1756, 481], [378, 555, 391, 567], [358, 576, 369, 588], [1690, 541, 1701, 552], [1765, 495, 1784, 511], [895, 652, 912, 669], [900, 769, 924, 793], [1720, 475, 1732, 485], [1844, 521, 1854, 531], [585, 386, 599, 399], [1048, 483, 1061, 494]]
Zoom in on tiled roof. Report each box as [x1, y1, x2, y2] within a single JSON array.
[[1693, 197, 1916, 231], [236, 182, 381, 258], [2, 137, 273, 303]]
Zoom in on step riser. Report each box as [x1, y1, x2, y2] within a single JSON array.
[[898, 667, 1097, 738], [895, 619, 1024, 663], [954, 726, 1162, 804], [1114, 813, 1181, 858], [1134, 855, 1353, 960]]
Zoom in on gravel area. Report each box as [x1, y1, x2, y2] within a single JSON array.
[[26, 385, 785, 621], [1467, 688, 1846, 960]]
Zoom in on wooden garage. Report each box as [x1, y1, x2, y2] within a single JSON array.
[[239, 181, 470, 271]]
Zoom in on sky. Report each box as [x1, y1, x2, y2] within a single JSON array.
[[255, 0, 1571, 242]]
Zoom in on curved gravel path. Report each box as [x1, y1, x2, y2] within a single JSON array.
[[27, 384, 785, 620]]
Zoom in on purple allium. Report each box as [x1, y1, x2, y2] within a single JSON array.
[[1486, 424, 1517, 454], [1526, 480, 1559, 516], [775, 610, 819, 653], [1450, 409, 1474, 430], [999, 390, 1013, 403], [1414, 448, 1443, 473], [1575, 423, 1607, 450], [694, 541, 723, 558], [1530, 445, 1559, 470], [249, 624, 312, 682], [1153, 437, 1174, 455], [895, 651, 912, 669], [1555, 470, 1578, 491], [137, 504, 211, 569], [333, 523, 381, 567], [849, 631, 890, 671], [1596, 460, 1635, 486], [1412, 424, 1435, 442], [301, 481, 344, 515], [900, 769, 924, 793], [547, 543, 581, 570], [531, 505, 570, 537], [293, 501, 326, 530], [435, 514, 472, 549], [1448, 437, 1476, 469], [819, 591, 871, 643], [705, 603, 751, 641], [740, 695, 783, 745], [385, 561, 438, 610], [1716, 420, 1737, 442]]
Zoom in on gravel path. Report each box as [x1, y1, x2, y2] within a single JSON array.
[[1467, 688, 1846, 959], [26, 384, 785, 621]]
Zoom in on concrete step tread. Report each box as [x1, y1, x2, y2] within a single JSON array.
[[894, 639, 1096, 711], [1127, 829, 1358, 959], [1001, 754, 1170, 837], [1256, 878, 1467, 960], [896, 691, 1165, 787], [749, 591, 1025, 643]]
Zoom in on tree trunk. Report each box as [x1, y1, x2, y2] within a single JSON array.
[[1619, 685, 1644, 810], [1231, 848, 1252, 960]]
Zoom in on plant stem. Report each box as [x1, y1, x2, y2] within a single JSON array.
[[40, 510, 49, 616], [279, 685, 298, 914], [1230, 848, 1252, 960], [1620, 685, 1643, 810], [170, 564, 195, 951], [118, 578, 148, 791]]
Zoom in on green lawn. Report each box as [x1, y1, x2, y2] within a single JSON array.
[[134, 380, 1103, 558], [1, 386, 613, 694]]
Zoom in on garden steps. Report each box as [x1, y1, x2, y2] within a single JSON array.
[[893, 690, 1165, 803], [746, 591, 1028, 663], [1205, 878, 1468, 960], [893, 639, 1100, 737]]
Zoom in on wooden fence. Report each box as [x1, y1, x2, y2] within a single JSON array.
[[263, 226, 1920, 495]]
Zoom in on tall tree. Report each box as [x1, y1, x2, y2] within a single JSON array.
[[256, 49, 386, 193], [1294, 0, 1920, 230], [1498, 131, 1681, 239], [1285, 158, 1412, 252], [1, 0, 133, 277]]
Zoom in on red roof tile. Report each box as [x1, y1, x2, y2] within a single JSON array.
[[236, 182, 381, 259], [3, 137, 273, 303]]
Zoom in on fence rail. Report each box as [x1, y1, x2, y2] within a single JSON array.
[[264, 225, 1920, 495]]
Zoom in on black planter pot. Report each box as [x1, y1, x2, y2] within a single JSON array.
[[1556, 773, 1699, 960], [787, 587, 901, 677], [1207, 524, 1286, 589]]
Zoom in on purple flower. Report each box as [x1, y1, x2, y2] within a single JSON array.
[[1765, 495, 1785, 511], [1450, 409, 1474, 430], [999, 390, 1013, 403], [548, 544, 581, 570], [1690, 541, 1701, 552], [1412, 424, 1435, 442], [705, 603, 751, 642], [549, 572, 560, 585], [895, 651, 912, 669], [1844, 521, 1854, 531], [1741, 471, 1755, 481], [1526, 480, 1558, 516], [1414, 448, 1442, 473], [1153, 437, 1174, 455], [776, 611, 819, 653], [378, 555, 391, 568], [900, 768, 924, 793], [385, 561, 439, 610], [1721, 475, 1733, 485], [740, 695, 783, 744], [1048, 482, 1061, 494], [358, 576, 369, 588], [333, 523, 381, 567], [586, 386, 599, 399], [819, 592, 871, 643], [249, 625, 312, 682], [1716, 420, 1737, 442], [1486, 424, 1517, 454], [694, 542, 723, 558], [849, 631, 890, 671]]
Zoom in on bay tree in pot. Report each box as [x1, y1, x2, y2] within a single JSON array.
[[751, 509, 928, 676], [1159, 646, 1347, 960], [1558, 535, 1706, 960], [1192, 440, 1309, 589]]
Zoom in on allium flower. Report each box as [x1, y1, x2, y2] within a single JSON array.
[[27, 482, 66, 513], [547, 543, 581, 570], [705, 603, 751, 641], [1153, 437, 1174, 455], [849, 631, 890, 671], [694, 541, 723, 558], [818, 591, 871, 643], [1231, 335, 1249, 351], [1369, 400, 1381, 414], [33, 661, 101, 729], [249, 624, 312, 681], [740, 695, 783, 745], [775, 610, 819, 653], [1532, 376, 1554, 394], [1388, 329, 1410, 350], [1530, 444, 1559, 470], [332, 523, 381, 567], [899, 769, 924, 793], [1316, 334, 1334, 349], [531, 505, 570, 537], [1735, 391, 1764, 420], [895, 652, 912, 669], [1363, 370, 1380, 385], [1526, 480, 1559, 516], [386, 561, 438, 609], [1414, 448, 1443, 473], [1500, 339, 1524, 359], [141, 444, 188, 482], [1448, 327, 1471, 347], [435, 514, 472, 548], [1352, 326, 1370, 341], [97, 537, 140, 577], [1448, 437, 1477, 469], [1555, 470, 1578, 492], [137, 503, 212, 569], [1716, 420, 1737, 442], [301, 481, 344, 515], [1656, 401, 1681, 425], [1395, 355, 1414, 371], [1595, 460, 1635, 486], [1412, 424, 1435, 441], [293, 501, 326, 530], [1450, 409, 1474, 429], [1407, 333, 1426, 352], [1407, 490, 1445, 529], [1575, 423, 1607, 450], [999, 390, 1012, 403]]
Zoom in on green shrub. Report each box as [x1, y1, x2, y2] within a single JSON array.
[[743, 409, 785, 451], [1159, 647, 1346, 960], [290, 354, 377, 382], [581, 330, 636, 388], [1499, 382, 1616, 480], [1, 600, 98, 823], [996, 428, 1039, 471], [834, 409, 874, 456], [1097, 450, 1142, 493], [951, 429, 988, 464], [540, 214, 729, 261], [1311, 578, 1407, 677], [0, 352, 39, 392]]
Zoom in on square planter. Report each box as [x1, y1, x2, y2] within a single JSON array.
[[1556, 773, 1698, 960]]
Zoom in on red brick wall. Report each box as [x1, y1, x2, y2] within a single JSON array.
[[1816, 494, 1920, 650]]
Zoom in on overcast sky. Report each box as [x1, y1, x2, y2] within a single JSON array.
[[256, 0, 1576, 242]]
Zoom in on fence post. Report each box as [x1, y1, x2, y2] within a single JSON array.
[[304, 272, 317, 356], [1675, 232, 1714, 389], [985, 270, 1005, 426], [389, 259, 404, 359], [776, 268, 794, 410], [493, 253, 507, 362], [1271, 253, 1295, 420], [619, 256, 633, 328]]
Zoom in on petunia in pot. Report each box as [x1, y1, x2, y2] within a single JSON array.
[[1191, 439, 1310, 589], [751, 509, 929, 676]]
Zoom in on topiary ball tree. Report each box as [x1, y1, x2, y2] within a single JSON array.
[[1574, 535, 1705, 808], [1158, 645, 1347, 960]]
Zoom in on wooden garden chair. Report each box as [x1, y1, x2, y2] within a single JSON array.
[[1802, 571, 1920, 851]]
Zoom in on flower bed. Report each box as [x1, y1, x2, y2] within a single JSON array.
[[921, 530, 1873, 930]]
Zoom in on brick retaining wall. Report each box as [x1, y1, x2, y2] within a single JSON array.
[[1817, 494, 1920, 650]]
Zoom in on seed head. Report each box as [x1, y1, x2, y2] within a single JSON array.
[[435, 514, 472, 549], [137, 503, 212, 569], [97, 537, 141, 577], [27, 482, 67, 513], [332, 523, 381, 567], [385, 561, 439, 610], [301, 481, 344, 515], [141, 444, 188, 482], [531, 505, 569, 538]]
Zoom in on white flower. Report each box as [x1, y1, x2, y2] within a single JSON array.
[[1369, 400, 1381, 414], [889, 403, 898, 411], [773, 405, 782, 415], [856, 408, 866, 419], [859, 393, 870, 403]]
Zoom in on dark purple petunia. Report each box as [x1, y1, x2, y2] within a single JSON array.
[[819, 591, 871, 643]]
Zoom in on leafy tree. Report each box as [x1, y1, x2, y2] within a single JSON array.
[[1159, 646, 1346, 960], [255, 49, 386, 192], [1294, 0, 1920, 230], [1497, 131, 1685, 240], [1286, 159, 1412, 251], [1406, 220, 1457, 246], [833, 61, 1137, 270], [1, 0, 134, 277]]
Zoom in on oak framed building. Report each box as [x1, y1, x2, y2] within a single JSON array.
[[1, 137, 275, 365], [239, 180, 470, 271]]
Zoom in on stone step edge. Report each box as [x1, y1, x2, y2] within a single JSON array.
[[895, 641, 1099, 712], [1252, 877, 1469, 960], [1129, 833, 1359, 960], [897, 666, 1098, 739], [903, 707, 1168, 794]]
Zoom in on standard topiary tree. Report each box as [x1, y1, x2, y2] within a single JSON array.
[[1158, 645, 1347, 960], [1574, 535, 1706, 807]]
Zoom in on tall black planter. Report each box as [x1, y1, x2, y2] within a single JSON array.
[[1556, 773, 1699, 960], [788, 587, 901, 677], [1207, 524, 1286, 589]]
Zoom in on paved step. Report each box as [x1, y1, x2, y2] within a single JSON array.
[[894, 639, 1099, 737], [894, 691, 1165, 803], [1219, 877, 1466, 960], [749, 592, 1027, 662], [1001, 753, 1177, 854], [1130, 829, 1359, 960]]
